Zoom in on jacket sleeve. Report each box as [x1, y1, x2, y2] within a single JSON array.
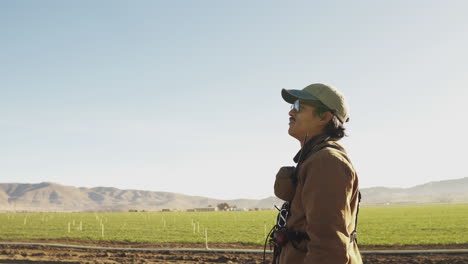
[[301, 153, 354, 264]]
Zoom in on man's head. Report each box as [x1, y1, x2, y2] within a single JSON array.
[[282, 83, 349, 142]]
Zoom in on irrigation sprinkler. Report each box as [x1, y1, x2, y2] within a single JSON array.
[[205, 228, 209, 249]]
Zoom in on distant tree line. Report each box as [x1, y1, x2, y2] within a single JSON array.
[[216, 203, 237, 211]]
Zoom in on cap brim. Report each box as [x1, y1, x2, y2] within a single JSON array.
[[281, 88, 319, 104]]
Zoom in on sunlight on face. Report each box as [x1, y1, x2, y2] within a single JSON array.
[[287, 104, 324, 142]]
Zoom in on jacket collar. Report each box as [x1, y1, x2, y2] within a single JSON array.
[[293, 134, 330, 164]]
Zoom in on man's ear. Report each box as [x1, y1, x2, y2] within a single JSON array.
[[320, 111, 333, 124]]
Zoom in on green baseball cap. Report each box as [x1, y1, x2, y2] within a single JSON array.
[[281, 83, 350, 123]]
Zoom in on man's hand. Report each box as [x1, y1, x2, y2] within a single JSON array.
[[274, 166, 296, 201]]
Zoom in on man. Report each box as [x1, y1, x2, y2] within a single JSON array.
[[272, 83, 362, 264]]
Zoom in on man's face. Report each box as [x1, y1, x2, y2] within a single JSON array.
[[288, 101, 325, 142]]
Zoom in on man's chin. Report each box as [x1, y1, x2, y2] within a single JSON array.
[[288, 129, 298, 140], [290, 128, 307, 141]]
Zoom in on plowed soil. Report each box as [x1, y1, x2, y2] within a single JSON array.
[[1, 239, 468, 264]]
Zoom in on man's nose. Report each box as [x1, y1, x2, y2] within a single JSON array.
[[289, 108, 296, 116]]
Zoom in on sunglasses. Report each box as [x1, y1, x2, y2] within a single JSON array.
[[291, 99, 302, 112], [291, 99, 330, 113]]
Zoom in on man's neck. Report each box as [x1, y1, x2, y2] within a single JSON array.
[[299, 132, 321, 147], [293, 133, 329, 164]]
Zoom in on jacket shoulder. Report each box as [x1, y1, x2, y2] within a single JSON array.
[[300, 142, 356, 183], [307, 142, 352, 167]]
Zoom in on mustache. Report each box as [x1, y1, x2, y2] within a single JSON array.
[[289, 117, 296, 122]]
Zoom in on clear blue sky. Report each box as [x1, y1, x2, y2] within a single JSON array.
[[1, 1, 467, 199]]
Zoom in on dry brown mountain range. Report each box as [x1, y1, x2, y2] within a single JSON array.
[[1, 177, 468, 212], [0, 182, 282, 212]]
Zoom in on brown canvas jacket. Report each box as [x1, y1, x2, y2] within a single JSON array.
[[274, 139, 362, 264]]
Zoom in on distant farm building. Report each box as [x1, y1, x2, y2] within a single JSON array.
[[232, 208, 248, 212], [249, 208, 272, 211], [188, 207, 218, 212]]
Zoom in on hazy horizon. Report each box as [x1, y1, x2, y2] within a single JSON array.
[[2, 176, 468, 200]]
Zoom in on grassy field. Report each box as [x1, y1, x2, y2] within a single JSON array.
[[1, 204, 467, 246], [358, 204, 468, 245]]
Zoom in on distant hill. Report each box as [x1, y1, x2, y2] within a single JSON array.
[[361, 177, 468, 206], [1, 177, 467, 212], [0, 182, 283, 212]]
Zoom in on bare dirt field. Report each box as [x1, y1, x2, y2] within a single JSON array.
[[1, 239, 468, 264]]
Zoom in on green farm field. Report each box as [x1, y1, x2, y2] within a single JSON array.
[[1, 204, 467, 246]]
